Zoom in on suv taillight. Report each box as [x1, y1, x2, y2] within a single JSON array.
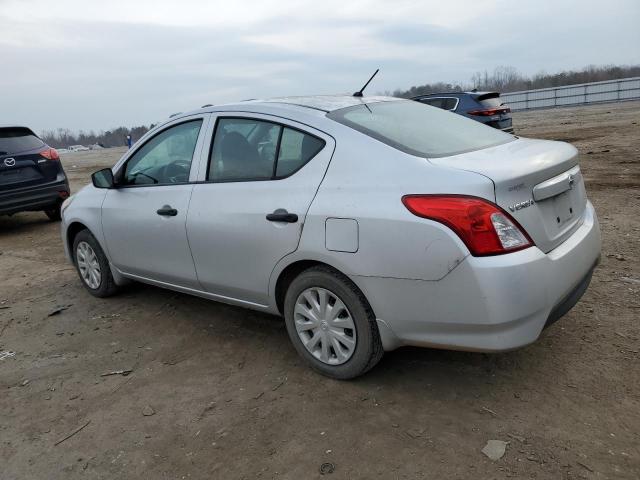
[[402, 195, 533, 256], [40, 147, 60, 161], [467, 107, 511, 116]]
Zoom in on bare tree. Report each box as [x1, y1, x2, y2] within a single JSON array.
[[395, 63, 640, 97]]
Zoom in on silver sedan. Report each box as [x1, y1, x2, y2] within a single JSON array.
[[61, 95, 601, 378]]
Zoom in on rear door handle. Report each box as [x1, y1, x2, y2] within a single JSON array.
[[266, 209, 298, 223], [157, 205, 178, 216]]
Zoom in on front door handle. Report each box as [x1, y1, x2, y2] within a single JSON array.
[[266, 209, 298, 223], [157, 205, 178, 216]]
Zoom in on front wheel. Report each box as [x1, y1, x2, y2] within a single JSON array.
[[72, 229, 119, 298], [283, 266, 383, 379]]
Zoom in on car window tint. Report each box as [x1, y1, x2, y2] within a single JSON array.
[[442, 98, 458, 110], [419, 98, 443, 108], [123, 120, 202, 185], [328, 100, 514, 158], [479, 97, 503, 108], [209, 118, 280, 181], [275, 128, 325, 177], [0, 128, 44, 154]]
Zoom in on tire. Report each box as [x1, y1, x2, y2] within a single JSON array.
[[283, 266, 383, 379], [72, 229, 119, 298], [44, 203, 62, 221]]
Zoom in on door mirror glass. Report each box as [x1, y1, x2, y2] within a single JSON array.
[[92, 168, 114, 188]]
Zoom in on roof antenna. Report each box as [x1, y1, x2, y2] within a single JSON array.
[[353, 69, 379, 97]]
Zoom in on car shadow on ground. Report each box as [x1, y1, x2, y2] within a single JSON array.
[[115, 279, 537, 390], [0, 213, 54, 236]]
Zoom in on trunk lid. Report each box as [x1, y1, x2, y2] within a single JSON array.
[[429, 138, 588, 253]]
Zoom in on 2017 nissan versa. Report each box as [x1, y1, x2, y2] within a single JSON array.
[[60, 95, 601, 379]]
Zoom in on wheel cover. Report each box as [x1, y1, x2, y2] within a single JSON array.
[[294, 287, 357, 365], [76, 241, 101, 289]]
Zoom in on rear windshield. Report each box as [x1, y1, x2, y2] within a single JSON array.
[[0, 128, 44, 154], [478, 97, 503, 108], [327, 101, 514, 158]]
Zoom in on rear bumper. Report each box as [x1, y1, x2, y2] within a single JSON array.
[[0, 177, 69, 215], [355, 201, 601, 352]]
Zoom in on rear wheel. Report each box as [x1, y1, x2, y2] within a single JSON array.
[[72, 229, 119, 298], [44, 203, 61, 221], [283, 266, 383, 379]]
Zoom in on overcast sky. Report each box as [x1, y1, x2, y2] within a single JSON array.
[[1, 0, 639, 133]]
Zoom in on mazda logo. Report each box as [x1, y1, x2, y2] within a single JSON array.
[[3, 158, 16, 167]]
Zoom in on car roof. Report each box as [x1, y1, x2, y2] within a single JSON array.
[[412, 91, 499, 99], [0, 126, 40, 138], [246, 95, 400, 112], [155, 95, 408, 133], [194, 95, 402, 115], [0, 125, 35, 130]]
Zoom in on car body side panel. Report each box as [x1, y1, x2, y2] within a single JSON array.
[[186, 113, 337, 305], [293, 133, 494, 280], [101, 184, 200, 287], [269, 132, 496, 313], [62, 114, 211, 289]]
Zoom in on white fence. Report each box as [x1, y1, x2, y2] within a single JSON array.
[[500, 77, 640, 111]]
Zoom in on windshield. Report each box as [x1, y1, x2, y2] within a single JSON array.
[[327, 100, 514, 157]]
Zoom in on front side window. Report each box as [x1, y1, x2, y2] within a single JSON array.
[[327, 100, 514, 158], [208, 118, 325, 182], [123, 120, 202, 185]]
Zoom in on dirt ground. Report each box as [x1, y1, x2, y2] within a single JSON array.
[[1, 101, 639, 480]]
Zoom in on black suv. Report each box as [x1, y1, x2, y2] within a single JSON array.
[[412, 91, 514, 133], [0, 126, 70, 220]]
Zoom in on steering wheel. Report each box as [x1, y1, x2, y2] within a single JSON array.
[[163, 160, 190, 183]]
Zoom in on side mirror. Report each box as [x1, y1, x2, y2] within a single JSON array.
[[91, 168, 115, 189]]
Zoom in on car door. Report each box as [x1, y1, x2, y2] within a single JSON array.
[[101, 115, 209, 288], [186, 113, 335, 306]]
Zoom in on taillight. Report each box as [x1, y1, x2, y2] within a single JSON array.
[[40, 147, 60, 161], [467, 107, 511, 116], [401, 195, 533, 256]]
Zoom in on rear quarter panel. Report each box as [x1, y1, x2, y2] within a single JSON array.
[[286, 128, 496, 282]]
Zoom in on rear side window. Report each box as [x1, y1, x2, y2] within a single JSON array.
[[276, 128, 324, 177], [442, 98, 458, 110], [208, 118, 325, 182], [416, 97, 457, 111], [418, 98, 444, 108], [0, 128, 44, 154], [328, 100, 514, 158]]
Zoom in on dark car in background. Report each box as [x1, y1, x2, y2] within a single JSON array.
[[0, 126, 70, 221], [412, 91, 514, 133]]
